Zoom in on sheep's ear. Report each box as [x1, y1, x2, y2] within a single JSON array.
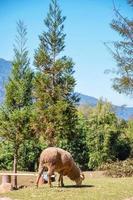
[[80, 173, 85, 180]]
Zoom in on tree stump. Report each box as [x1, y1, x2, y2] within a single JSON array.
[[0, 175, 13, 193], [2, 175, 11, 184]]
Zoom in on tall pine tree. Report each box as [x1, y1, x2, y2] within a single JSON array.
[[33, 0, 79, 149], [105, 0, 133, 96], [0, 20, 33, 188]]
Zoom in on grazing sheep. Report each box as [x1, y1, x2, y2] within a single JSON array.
[[36, 147, 85, 187]]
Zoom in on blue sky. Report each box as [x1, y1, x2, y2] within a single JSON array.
[[0, 0, 133, 106]]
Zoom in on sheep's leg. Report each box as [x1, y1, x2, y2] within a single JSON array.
[[47, 167, 55, 187], [58, 174, 61, 187], [58, 174, 64, 187], [35, 164, 44, 188], [60, 175, 64, 187]]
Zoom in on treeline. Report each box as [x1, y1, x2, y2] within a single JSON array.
[[0, 0, 86, 186], [0, 0, 133, 183], [78, 101, 133, 169], [1, 99, 133, 172]]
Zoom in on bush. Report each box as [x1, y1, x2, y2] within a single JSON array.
[[0, 139, 43, 171], [58, 113, 89, 170], [86, 100, 130, 169], [0, 141, 13, 170], [100, 159, 133, 177]]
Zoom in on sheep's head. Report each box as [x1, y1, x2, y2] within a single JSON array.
[[75, 173, 85, 186]]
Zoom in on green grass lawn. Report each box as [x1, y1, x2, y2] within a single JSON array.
[[0, 172, 133, 200]]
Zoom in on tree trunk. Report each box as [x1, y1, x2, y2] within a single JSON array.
[[13, 150, 18, 189]]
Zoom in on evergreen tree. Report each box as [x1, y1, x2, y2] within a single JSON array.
[[106, 1, 133, 96], [33, 0, 79, 149], [0, 20, 33, 188], [72, 112, 89, 170]]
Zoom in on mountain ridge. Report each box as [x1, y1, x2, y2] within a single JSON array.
[[78, 93, 133, 120], [0, 58, 133, 120], [0, 58, 11, 103]]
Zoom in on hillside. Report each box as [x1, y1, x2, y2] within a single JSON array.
[[0, 58, 11, 103], [78, 93, 133, 120], [0, 58, 133, 120]]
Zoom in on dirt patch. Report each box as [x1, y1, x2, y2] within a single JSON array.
[[0, 183, 13, 194], [86, 171, 105, 178]]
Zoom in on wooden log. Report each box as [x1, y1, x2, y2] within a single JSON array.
[[0, 173, 37, 176]]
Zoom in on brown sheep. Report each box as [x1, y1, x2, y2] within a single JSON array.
[[36, 147, 85, 187]]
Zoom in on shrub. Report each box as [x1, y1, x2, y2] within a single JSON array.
[[100, 159, 133, 177], [87, 100, 130, 169]]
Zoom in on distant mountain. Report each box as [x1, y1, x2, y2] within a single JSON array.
[[77, 93, 133, 120], [0, 58, 133, 120], [114, 106, 133, 120], [77, 93, 98, 106], [0, 58, 11, 103]]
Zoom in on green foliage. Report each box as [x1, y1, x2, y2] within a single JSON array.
[[0, 141, 13, 170], [58, 113, 89, 170], [106, 1, 133, 96], [0, 107, 32, 143], [33, 0, 79, 148], [0, 20, 33, 143], [73, 113, 89, 170], [1, 1, 133, 174], [125, 119, 133, 157], [5, 21, 33, 109], [17, 139, 43, 171], [0, 138, 43, 171], [0, 21, 33, 186], [115, 137, 131, 161], [86, 100, 130, 169], [78, 105, 92, 119]]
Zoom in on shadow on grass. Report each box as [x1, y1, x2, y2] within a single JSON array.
[[35, 184, 94, 190], [63, 184, 94, 188]]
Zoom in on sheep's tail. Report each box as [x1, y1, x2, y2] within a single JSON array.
[[35, 164, 44, 187]]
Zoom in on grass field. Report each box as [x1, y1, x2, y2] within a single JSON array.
[[0, 172, 133, 200]]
